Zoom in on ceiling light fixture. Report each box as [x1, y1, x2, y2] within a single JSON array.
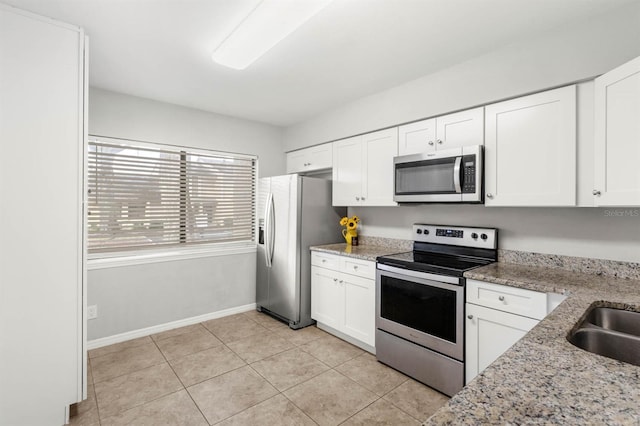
[[211, 0, 333, 70]]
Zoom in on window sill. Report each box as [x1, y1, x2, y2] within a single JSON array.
[[87, 244, 257, 270]]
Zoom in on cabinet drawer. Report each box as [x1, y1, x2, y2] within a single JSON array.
[[311, 251, 341, 270], [466, 279, 547, 320], [343, 258, 375, 279]]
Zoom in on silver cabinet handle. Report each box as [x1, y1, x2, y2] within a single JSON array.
[[428, 141, 434, 146], [486, 193, 494, 199], [353, 265, 358, 269], [321, 259, 326, 263], [339, 280, 344, 284], [361, 197, 365, 201], [499, 296, 505, 301], [467, 315, 474, 319], [333, 278, 338, 282], [593, 190, 601, 196], [437, 139, 443, 145], [355, 196, 360, 201]]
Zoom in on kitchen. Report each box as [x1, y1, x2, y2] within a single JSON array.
[[1, 0, 640, 425]]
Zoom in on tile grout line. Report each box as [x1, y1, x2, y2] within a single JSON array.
[[149, 334, 211, 425]]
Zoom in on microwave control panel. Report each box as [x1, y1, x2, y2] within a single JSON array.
[[462, 154, 476, 193]]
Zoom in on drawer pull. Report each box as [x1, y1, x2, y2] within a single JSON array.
[[498, 296, 505, 301], [322, 259, 326, 263], [353, 265, 358, 269], [333, 278, 338, 282], [467, 314, 473, 320]]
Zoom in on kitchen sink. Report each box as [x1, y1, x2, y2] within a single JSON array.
[[584, 307, 640, 337], [568, 307, 640, 367]]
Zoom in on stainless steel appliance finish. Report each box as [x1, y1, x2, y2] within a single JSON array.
[[393, 145, 483, 203], [257, 174, 345, 329], [376, 224, 498, 397]]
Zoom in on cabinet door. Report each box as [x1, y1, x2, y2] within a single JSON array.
[[361, 128, 398, 206], [286, 143, 333, 174], [465, 303, 539, 384], [332, 136, 363, 206], [307, 143, 333, 171], [398, 118, 436, 155], [435, 107, 484, 150], [311, 266, 344, 330], [286, 150, 307, 174], [594, 56, 640, 206], [342, 273, 375, 347], [484, 86, 576, 206]]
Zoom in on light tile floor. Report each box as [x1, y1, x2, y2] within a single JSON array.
[[71, 311, 449, 425]]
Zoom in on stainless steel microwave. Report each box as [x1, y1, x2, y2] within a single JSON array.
[[393, 145, 483, 203]]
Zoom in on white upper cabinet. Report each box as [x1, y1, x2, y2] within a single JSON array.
[[398, 107, 484, 156], [286, 143, 333, 174], [332, 128, 398, 206], [484, 86, 577, 206], [594, 56, 640, 206]]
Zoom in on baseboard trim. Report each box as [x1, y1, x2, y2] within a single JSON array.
[[87, 303, 257, 350]]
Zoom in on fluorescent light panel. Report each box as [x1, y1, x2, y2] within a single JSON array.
[[212, 0, 333, 70]]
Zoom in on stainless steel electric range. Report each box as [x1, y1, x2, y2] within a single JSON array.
[[375, 224, 498, 397]]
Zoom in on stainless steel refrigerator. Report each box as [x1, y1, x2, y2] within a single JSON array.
[[257, 174, 345, 329]]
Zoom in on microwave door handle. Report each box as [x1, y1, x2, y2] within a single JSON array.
[[453, 156, 462, 193]]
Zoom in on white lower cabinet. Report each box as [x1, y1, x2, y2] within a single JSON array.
[[465, 279, 548, 384], [465, 303, 539, 384], [311, 252, 375, 349]]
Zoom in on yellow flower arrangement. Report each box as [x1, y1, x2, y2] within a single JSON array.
[[340, 215, 360, 245]]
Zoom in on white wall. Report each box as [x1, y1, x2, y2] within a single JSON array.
[[285, 2, 640, 264], [283, 2, 640, 151], [90, 87, 285, 177], [88, 88, 284, 340]]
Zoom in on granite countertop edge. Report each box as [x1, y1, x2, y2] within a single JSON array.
[[310, 243, 404, 262], [426, 262, 640, 425]]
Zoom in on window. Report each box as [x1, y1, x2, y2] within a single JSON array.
[[87, 138, 256, 254]]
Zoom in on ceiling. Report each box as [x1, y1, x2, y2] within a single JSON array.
[[4, 0, 637, 126]]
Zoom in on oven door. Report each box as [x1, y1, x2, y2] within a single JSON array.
[[376, 264, 464, 361]]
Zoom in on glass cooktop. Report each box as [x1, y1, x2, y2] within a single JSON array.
[[376, 251, 493, 277]]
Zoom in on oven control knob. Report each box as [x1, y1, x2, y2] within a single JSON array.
[[423, 229, 429, 235], [480, 233, 488, 240], [416, 229, 422, 234], [471, 233, 478, 239]]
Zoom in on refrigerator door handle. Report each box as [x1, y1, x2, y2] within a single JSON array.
[[264, 192, 273, 267], [268, 193, 276, 265]]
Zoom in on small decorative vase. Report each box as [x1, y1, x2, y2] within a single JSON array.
[[342, 229, 357, 245]]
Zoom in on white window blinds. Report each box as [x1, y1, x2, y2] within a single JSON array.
[[88, 139, 256, 253]]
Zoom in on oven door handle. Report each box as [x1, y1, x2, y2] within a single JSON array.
[[453, 156, 462, 193], [377, 263, 460, 286]]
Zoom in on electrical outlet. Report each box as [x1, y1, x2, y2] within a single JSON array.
[[87, 305, 98, 320]]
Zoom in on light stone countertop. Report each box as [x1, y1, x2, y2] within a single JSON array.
[[426, 262, 640, 425], [310, 242, 408, 262]]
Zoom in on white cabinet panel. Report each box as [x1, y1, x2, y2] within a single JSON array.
[[311, 266, 343, 330], [467, 279, 547, 320], [310, 253, 376, 349], [435, 107, 484, 151], [594, 55, 640, 206], [361, 128, 397, 206], [0, 6, 85, 425], [332, 129, 397, 206], [398, 118, 436, 155], [398, 108, 484, 156], [286, 143, 333, 174], [343, 274, 375, 347], [484, 85, 576, 206], [332, 136, 362, 205], [465, 303, 539, 384]]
